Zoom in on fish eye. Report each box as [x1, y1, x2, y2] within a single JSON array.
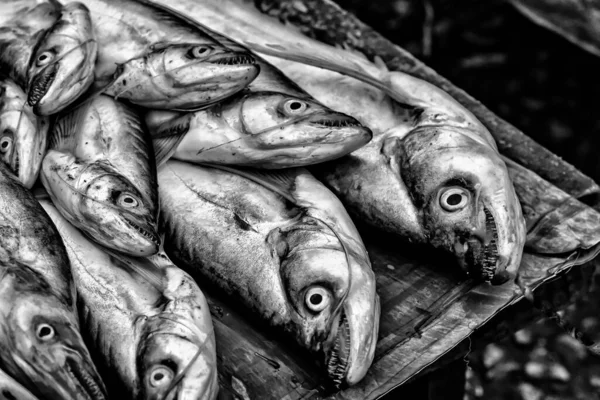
[[0, 134, 13, 154], [35, 323, 55, 341], [283, 99, 308, 115], [189, 46, 212, 58], [148, 365, 174, 388], [304, 286, 331, 313], [117, 193, 140, 208], [36, 51, 54, 67], [439, 186, 470, 212]]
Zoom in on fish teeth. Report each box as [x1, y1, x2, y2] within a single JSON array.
[[325, 312, 350, 388], [125, 219, 160, 245]]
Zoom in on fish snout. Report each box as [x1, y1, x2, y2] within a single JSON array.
[[27, 62, 59, 111], [121, 214, 161, 256], [322, 267, 379, 388], [61, 354, 107, 400]]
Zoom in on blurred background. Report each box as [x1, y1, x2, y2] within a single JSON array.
[[331, 1, 600, 398]]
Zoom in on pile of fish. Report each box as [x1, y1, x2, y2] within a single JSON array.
[[0, 0, 528, 398]]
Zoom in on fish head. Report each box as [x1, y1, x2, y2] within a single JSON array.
[[41, 152, 160, 256], [27, 3, 97, 115], [225, 91, 371, 164], [0, 80, 48, 188], [398, 126, 526, 283], [277, 222, 379, 387], [1, 266, 106, 400], [137, 316, 218, 400], [80, 169, 160, 256], [127, 42, 259, 109]]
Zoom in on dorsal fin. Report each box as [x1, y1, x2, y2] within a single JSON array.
[[201, 164, 300, 204]]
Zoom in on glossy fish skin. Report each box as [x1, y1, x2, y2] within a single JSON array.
[[0, 366, 39, 400], [0, 164, 107, 400], [68, 0, 259, 110], [158, 161, 380, 387], [27, 2, 98, 116], [103, 42, 259, 111], [41, 95, 159, 257], [152, 0, 526, 282], [41, 201, 219, 400], [146, 57, 372, 168], [0, 78, 48, 189], [0, 2, 60, 89], [262, 55, 526, 283]]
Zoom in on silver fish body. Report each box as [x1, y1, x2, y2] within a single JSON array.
[[41, 94, 160, 256], [0, 78, 48, 189], [158, 161, 380, 387], [41, 201, 219, 400], [262, 55, 527, 283], [151, 0, 526, 283], [67, 0, 259, 110], [145, 56, 372, 169], [0, 163, 107, 400]]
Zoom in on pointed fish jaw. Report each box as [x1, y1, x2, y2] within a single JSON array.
[[104, 48, 259, 110], [221, 112, 372, 168], [323, 258, 379, 387], [398, 126, 526, 282], [40, 151, 160, 256], [27, 3, 97, 116]]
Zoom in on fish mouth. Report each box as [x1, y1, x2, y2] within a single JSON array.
[[325, 311, 351, 389], [64, 357, 106, 400], [458, 206, 501, 283], [27, 62, 58, 107], [209, 52, 256, 66], [124, 218, 161, 246], [309, 114, 363, 128]]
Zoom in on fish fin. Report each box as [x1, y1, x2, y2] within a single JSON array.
[[153, 135, 185, 169], [49, 99, 90, 150], [201, 164, 300, 204], [152, 114, 192, 167], [105, 249, 165, 292]]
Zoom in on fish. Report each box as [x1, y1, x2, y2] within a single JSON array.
[[41, 200, 219, 400], [0, 1, 60, 89], [150, 0, 527, 283], [64, 0, 260, 110], [26, 1, 98, 115], [145, 54, 372, 169], [0, 162, 107, 400], [0, 78, 48, 189], [40, 94, 160, 257], [158, 161, 380, 388], [0, 1, 97, 116], [0, 366, 39, 400]]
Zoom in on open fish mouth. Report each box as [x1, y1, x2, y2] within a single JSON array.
[[325, 311, 351, 389], [309, 114, 363, 128], [65, 357, 106, 400], [464, 206, 499, 282], [27, 63, 58, 106], [125, 218, 161, 246], [211, 53, 256, 66]]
